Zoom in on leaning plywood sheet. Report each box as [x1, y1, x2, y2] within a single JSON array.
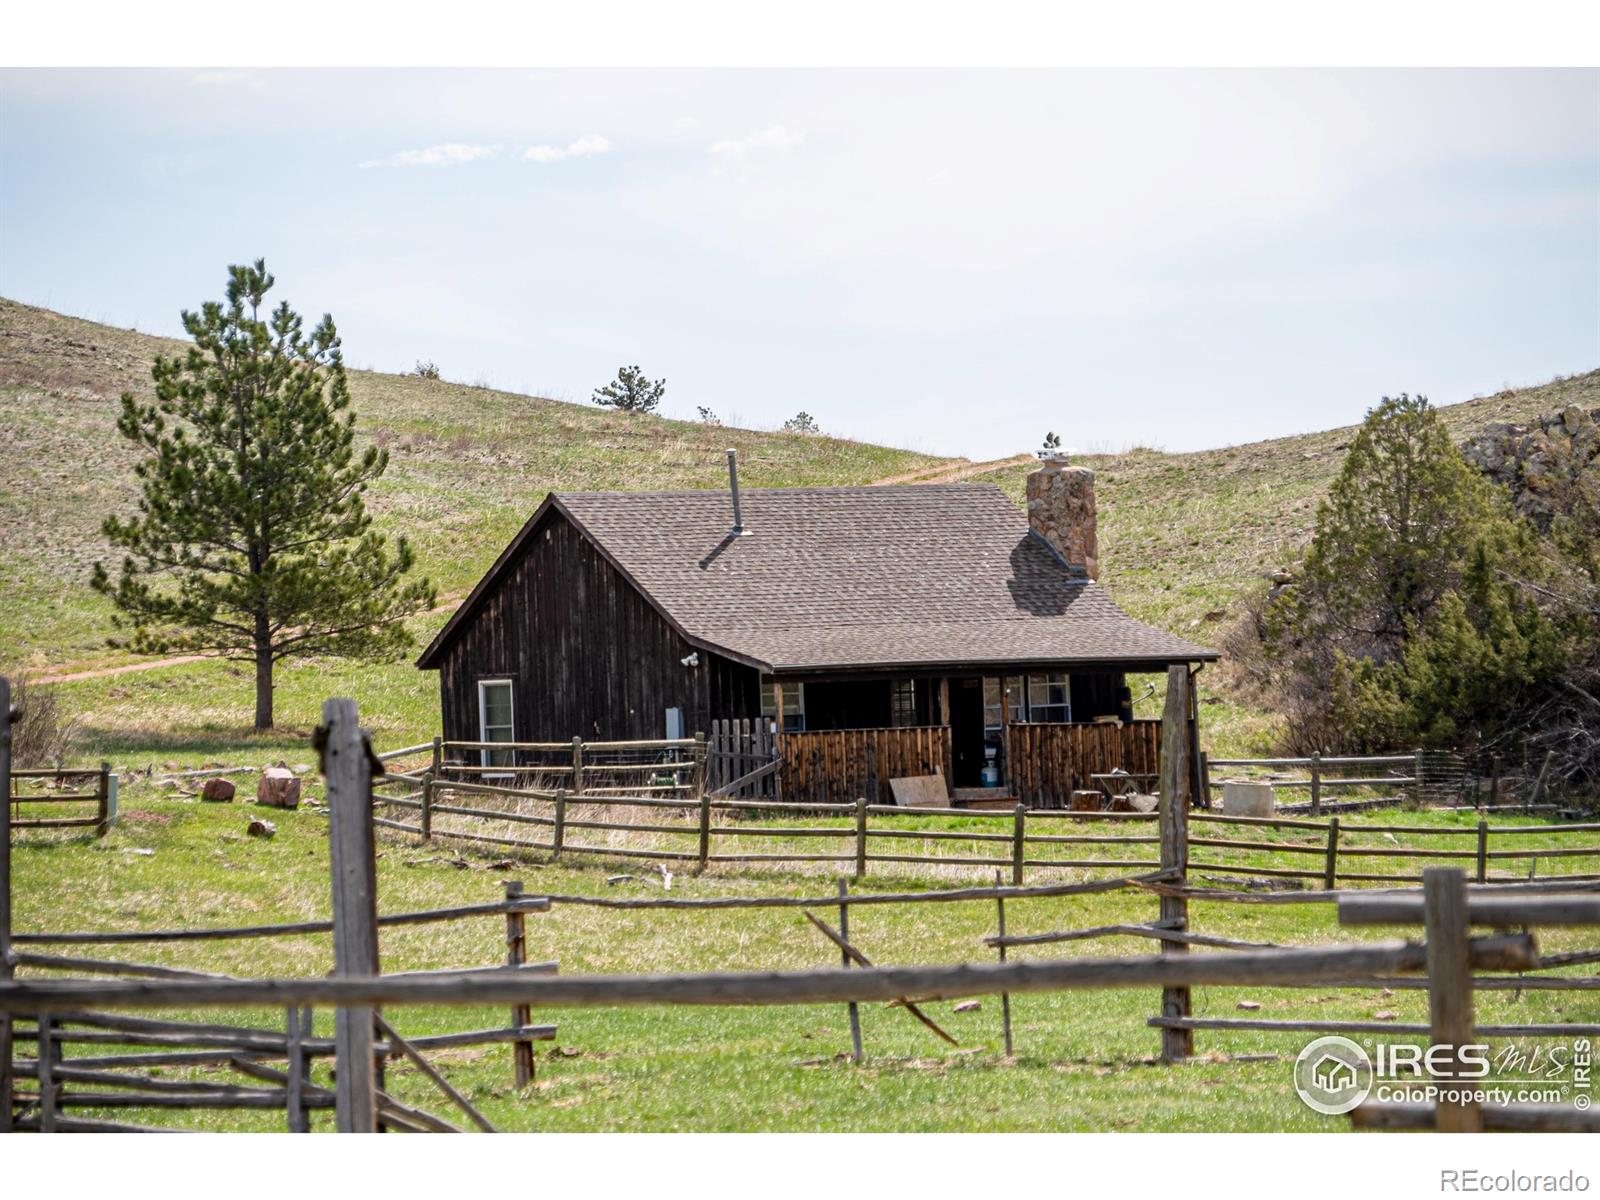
[[890, 773, 949, 809]]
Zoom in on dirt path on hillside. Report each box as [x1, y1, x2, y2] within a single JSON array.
[[872, 453, 1036, 486], [32, 593, 470, 684], [35, 459, 1034, 683]]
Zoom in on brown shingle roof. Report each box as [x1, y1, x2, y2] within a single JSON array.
[[419, 483, 1216, 673]]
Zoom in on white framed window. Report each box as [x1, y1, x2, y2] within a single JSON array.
[[759, 677, 805, 732], [477, 679, 516, 773], [982, 677, 1024, 734], [890, 679, 917, 728], [1026, 673, 1072, 723]]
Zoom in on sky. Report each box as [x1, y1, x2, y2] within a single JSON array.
[[1, 68, 1596, 459]]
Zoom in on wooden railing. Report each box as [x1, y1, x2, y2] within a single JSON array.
[[777, 725, 952, 806], [774, 719, 1161, 807], [8, 764, 114, 839], [1006, 720, 1161, 807]]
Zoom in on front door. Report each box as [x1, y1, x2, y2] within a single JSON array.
[[948, 676, 986, 788]]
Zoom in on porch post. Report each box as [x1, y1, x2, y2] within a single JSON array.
[[998, 675, 1011, 787]]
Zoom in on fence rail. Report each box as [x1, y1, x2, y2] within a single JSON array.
[[7, 763, 113, 838], [372, 773, 1600, 888]]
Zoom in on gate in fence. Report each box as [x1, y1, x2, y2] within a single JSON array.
[[707, 719, 780, 799]]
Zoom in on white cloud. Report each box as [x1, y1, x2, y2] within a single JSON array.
[[522, 134, 612, 163], [708, 124, 805, 156], [358, 143, 502, 169]]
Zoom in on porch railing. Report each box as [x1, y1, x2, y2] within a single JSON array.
[[1006, 720, 1162, 808], [774, 720, 1160, 807], [778, 725, 953, 806]]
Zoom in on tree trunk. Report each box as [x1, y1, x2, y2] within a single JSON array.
[[254, 627, 274, 731]]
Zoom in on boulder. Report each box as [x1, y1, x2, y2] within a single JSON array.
[[256, 767, 301, 810], [200, 777, 236, 803]]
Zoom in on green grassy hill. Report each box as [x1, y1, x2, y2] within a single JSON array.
[[3, 295, 1595, 763]]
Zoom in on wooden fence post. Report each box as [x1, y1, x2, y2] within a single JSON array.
[[1490, 755, 1502, 809], [1413, 747, 1426, 807], [854, 797, 868, 879], [1323, 816, 1340, 890], [994, 869, 1014, 1056], [571, 737, 585, 797], [0, 675, 13, 1133], [1198, 749, 1212, 811], [37, 1012, 55, 1133], [1423, 867, 1482, 1132], [552, 789, 568, 862], [321, 697, 381, 1134], [1157, 664, 1193, 1064], [691, 732, 707, 799], [1011, 803, 1026, 886], [1309, 752, 1322, 817], [1476, 819, 1490, 884], [95, 760, 111, 838], [505, 880, 536, 1088], [286, 1005, 309, 1133], [1527, 749, 1553, 813], [423, 736, 441, 842], [696, 789, 712, 874], [839, 878, 863, 1064]]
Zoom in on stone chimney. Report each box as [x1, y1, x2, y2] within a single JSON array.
[[1027, 457, 1099, 580]]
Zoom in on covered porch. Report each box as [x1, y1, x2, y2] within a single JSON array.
[[756, 669, 1165, 808]]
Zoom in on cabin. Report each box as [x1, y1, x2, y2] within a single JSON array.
[[416, 454, 1217, 807]]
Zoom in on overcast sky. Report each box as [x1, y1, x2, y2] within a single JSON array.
[[2, 68, 1595, 458]]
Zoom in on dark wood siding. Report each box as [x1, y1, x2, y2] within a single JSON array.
[[437, 509, 748, 743]]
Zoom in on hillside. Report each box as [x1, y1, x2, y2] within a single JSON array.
[[3, 295, 1595, 762]]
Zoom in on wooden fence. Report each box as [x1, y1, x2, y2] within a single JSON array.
[[432, 735, 705, 798], [3, 675, 1597, 1133], [776, 724, 953, 806], [365, 770, 1600, 888], [707, 719, 780, 799], [8, 764, 113, 839], [1007, 720, 1162, 807]]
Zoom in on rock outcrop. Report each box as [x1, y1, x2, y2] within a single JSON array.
[[1460, 404, 1599, 530]]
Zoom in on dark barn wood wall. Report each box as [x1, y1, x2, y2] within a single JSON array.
[[436, 509, 759, 744]]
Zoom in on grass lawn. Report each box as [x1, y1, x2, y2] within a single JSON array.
[[9, 792, 1598, 1133]]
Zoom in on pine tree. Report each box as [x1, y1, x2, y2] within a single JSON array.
[[90, 260, 436, 730], [592, 365, 665, 412], [1263, 394, 1567, 752]]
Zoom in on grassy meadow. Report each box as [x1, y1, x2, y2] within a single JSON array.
[[10, 795, 1598, 1132], [5, 296, 1598, 1133]]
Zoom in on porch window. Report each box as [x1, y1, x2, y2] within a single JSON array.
[[982, 677, 1024, 734], [759, 677, 805, 732], [477, 679, 515, 771], [890, 680, 917, 727], [1026, 673, 1072, 723]]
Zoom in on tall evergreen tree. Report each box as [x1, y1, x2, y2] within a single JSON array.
[[1262, 394, 1565, 752], [91, 260, 435, 730]]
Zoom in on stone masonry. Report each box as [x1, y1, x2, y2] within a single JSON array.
[[1027, 457, 1099, 580]]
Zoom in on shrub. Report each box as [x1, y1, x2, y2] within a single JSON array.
[[9, 673, 80, 769], [412, 360, 441, 380]]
